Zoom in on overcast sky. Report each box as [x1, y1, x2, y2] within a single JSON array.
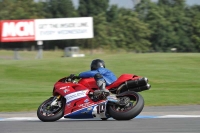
[[72, 0, 200, 9]]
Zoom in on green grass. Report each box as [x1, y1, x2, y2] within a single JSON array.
[[0, 50, 200, 112]]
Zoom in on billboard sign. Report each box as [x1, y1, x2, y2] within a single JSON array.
[[0, 19, 35, 42], [0, 17, 93, 42], [35, 17, 93, 40]]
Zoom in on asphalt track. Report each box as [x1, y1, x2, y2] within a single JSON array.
[[1, 105, 200, 133]]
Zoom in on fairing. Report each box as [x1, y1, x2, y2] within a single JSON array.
[[64, 101, 108, 119]]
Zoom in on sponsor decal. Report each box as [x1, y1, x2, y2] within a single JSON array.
[[64, 89, 69, 93], [1, 20, 35, 42], [84, 99, 89, 103], [66, 102, 72, 108], [60, 86, 70, 93], [65, 90, 87, 103], [78, 102, 92, 108]]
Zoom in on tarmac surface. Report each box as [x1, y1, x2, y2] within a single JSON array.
[[0, 105, 200, 133], [0, 105, 200, 118]]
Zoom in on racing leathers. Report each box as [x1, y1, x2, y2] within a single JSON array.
[[78, 67, 117, 98]]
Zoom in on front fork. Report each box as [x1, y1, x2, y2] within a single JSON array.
[[51, 95, 61, 107]]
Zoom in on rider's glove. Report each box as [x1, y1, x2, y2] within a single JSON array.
[[68, 74, 80, 80]]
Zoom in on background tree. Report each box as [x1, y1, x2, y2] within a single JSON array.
[[78, 0, 109, 17], [77, 0, 110, 51], [187, 5, 200, 52], [42, 0, 77, 18], [111, 8, 151, 52], [0, 0, 44, 20], [157, 0, 192, 52], [106, 5, 119, 23], [135, 0, 164, 51], [136, 0, 193, 52]]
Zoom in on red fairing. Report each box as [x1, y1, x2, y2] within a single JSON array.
[[106, 74, 141, 89], [78, 78, 98, 89], [54, 82, 76, 96], [53, 78, 106, 116], [53, 81, 89, 96]]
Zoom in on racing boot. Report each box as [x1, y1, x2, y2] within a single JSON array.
[[94, 76, 110, 100], [94, 89, 110, 100]]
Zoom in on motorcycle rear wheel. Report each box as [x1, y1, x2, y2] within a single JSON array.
[[37, 97, 65, 122], [108, 91, 144, 120]]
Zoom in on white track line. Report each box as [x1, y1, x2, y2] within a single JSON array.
[[1, 115, 200, 121], [157, 115, 200, 118]]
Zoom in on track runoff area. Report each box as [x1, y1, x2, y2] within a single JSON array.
[[1, 105, 200, 121], [1, 115, 200, 121]]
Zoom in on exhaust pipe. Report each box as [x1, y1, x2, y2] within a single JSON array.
[[116, 77, 150, 94], [129, 84, 151, 92], [125, 77, 148, 88]]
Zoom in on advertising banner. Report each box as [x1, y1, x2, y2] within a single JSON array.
[[35, 17, 93, 41], [0, 17, 93, 42], [0, 19, 35, 42]]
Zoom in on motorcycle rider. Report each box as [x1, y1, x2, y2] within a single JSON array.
[[69, 59, 117, 99]]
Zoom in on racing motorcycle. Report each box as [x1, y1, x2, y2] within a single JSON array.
[[37, 74, 151, 122]]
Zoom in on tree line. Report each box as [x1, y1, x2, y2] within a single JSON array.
[[0, 0, 200, 52]]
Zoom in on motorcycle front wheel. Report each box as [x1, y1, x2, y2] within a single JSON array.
[[108, 91, 144, 120], [37, 97, 65, 122]]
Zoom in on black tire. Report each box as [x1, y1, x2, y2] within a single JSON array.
[[101, 118, 108, 121], [108, 91, 144, 120], [37, 97, 65, 122]]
